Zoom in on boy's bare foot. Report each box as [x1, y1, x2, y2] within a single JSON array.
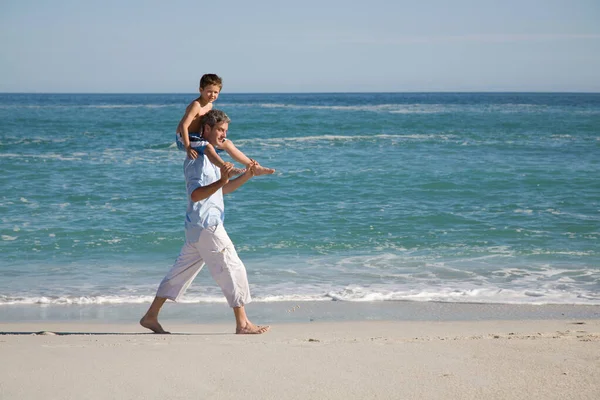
[[254, 165, 275, 176], [236, 322, 270, 334], [140, 316, 170, 334]]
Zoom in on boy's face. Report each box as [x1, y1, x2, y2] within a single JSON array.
[[203, 121, 228, 147], [199, 84, 221, 103]]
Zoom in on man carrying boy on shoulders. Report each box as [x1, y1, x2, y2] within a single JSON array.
[[141, 109, 269, 335]]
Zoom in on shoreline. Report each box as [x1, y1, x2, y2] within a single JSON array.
[[2, 300, 599, 324]]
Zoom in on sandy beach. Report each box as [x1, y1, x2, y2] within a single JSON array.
[[1, 318, 599, 400]]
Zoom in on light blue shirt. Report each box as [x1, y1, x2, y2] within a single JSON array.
[[183, 155, 224, 242]]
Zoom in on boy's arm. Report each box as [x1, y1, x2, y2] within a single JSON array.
[[178, 103, 200, 149], [203, 143, 226, 168], [179, 102, 214, 158]]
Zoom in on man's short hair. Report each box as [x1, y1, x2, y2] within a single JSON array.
[[202, 109, 230, 132], [199, 74, 223, 89]]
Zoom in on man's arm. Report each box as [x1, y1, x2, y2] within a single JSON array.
[[189, 162, 250, 201], [190, 163, 233, 202], [190, 177, 227, 202], [223, 162, 256, 195]]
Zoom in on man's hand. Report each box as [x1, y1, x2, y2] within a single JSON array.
[[186, 147, 198, 159], [219, 162, 236, 184], [221, 160, 256, 195], [244, 160, 258, 178]]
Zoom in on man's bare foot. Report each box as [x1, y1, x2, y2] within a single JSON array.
[[254, 165, 275, 176], [236, 322, 270, 334], [140, 316, 170, 334]]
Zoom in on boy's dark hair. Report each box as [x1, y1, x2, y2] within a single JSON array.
[[199, 74, 223, 89]]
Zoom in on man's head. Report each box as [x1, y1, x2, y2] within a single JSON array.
[[199, 74, 222, 104], [201, 109, 231, 147]]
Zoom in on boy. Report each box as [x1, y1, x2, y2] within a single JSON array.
[[176, 74, 275, 176]]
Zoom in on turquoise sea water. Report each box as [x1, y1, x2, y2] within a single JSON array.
[[1, 93, 599, 314]]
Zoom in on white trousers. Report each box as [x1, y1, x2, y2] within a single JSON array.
[[156, 224, 251, 308]]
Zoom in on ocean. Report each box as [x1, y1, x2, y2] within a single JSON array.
[[1, 92, 599, 321]]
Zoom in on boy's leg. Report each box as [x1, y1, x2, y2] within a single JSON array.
[[198, 224, 269, 334], [204, 145, 246, 175], [176, 132, 203, 152], [176, 133, 185, 151], [140, 241, 205, 334]]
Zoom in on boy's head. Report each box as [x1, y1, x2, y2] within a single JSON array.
[[199, 74, 222, 90], [199, 74, 222, 104], [202, 109, 230, 147]]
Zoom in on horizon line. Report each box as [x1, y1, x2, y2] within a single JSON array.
[[1, 90, 600, 95]]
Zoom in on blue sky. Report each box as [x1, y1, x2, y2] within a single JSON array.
[[1, 0, 599, 92]]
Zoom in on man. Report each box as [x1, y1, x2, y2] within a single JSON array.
[[140, 109, 269, 334]]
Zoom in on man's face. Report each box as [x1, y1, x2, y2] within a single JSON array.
[[199, 84, 221, 103], [203, 121, 229, 147]]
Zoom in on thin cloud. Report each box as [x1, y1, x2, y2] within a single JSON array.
[[348, 33, 600, 45], [243, 32, 600, 46]]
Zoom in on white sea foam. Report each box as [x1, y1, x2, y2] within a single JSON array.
[[235, 133, 453, 147], [557, 211, 600, 221], [0, 295, 226, 306], [545, 208, 561, 215], [1, 136, 70, 145], [1, 153, 82, 161], [0, 104, 176, 109], [530, 249, 595, 256], [2, 235, 18, 241], [99, 238, 122, 244], [323, 285, 600, 304], [234, 102, 449, 113], [514, 209, 534, 214], [219, 102, 591, 115], [2, 277, 599, 306], [0, 295, 155, 305], [91, 104, 174, 109]]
